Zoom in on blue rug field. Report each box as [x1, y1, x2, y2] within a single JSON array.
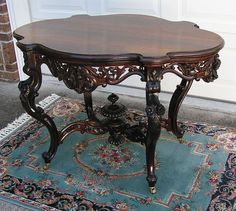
[[0, 97, 235, 210]]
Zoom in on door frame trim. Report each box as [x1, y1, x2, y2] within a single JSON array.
[[7, 0, 31, 80]]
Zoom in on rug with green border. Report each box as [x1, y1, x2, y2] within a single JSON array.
[[0, 95, 235, 211]]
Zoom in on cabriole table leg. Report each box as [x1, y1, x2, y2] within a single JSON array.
[[145, 79, 165, 194], [84, 92, 96, 120], [168, 79, 193, 143], [18, 51, 60, 169]]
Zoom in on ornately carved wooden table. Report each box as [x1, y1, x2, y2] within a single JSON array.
[[14, 14, 224, 194]]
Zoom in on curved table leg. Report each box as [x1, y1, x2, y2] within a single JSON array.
[[168, 79, 193, 141], [145, 80, 165, 194], [83, 92, 97, 120], [18, 52, 60, 169]]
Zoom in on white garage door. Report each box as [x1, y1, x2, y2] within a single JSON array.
[[8, 0, 236, 102]]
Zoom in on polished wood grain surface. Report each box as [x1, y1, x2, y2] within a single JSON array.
[[14, 14, 224, 64]]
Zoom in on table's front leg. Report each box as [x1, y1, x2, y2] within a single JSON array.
[[145, 75, 165, 193], [18, 51, 59, 169], [168, 79, 193, 143]]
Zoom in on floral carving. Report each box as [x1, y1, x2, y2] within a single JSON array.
[[41, 53, 221, 95], [43, 57, 144, 93], [161, 54, 221, 82]]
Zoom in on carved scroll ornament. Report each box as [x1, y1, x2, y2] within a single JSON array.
[[41, 53, 221, 94], [160, 54, 221, 82], [43, 57, 145, 93]]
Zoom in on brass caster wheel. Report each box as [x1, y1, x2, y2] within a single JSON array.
[[43, 163, 49, 171], [149, 186, 156, 194], [178, 138, 186, 144]]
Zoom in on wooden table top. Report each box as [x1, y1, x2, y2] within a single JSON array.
[[14, 14, 224, 65]]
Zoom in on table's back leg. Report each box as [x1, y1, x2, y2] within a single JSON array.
[[84, 92, 95, 120], [18, 51, 60, 169], [168, 79, 193, 141]]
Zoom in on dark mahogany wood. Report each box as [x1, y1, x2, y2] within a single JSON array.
[[168, 79, 193, 139], [13, 14, 224, 194], [14, 14, 224, 65]]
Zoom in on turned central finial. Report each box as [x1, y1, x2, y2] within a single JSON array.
[[107, 93, 119, 105], [100, 93, 126, 119]]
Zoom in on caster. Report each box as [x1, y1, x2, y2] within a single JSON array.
[[43, 163, 49, 171], [178, 138, 186, 144], [149, 186, 156, 194]]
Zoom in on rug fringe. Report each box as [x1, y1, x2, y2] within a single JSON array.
[[0, 94, 61, 141]]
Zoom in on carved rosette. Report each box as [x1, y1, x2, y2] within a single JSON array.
[[145, 94, 165, 119], [161, 54, 221, 82], [144, 67, 166, 122]]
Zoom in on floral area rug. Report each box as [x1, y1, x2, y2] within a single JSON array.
[[0, 96, 235, 210]]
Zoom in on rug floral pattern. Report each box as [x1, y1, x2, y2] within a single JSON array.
[[0, 97, 235, 210]]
